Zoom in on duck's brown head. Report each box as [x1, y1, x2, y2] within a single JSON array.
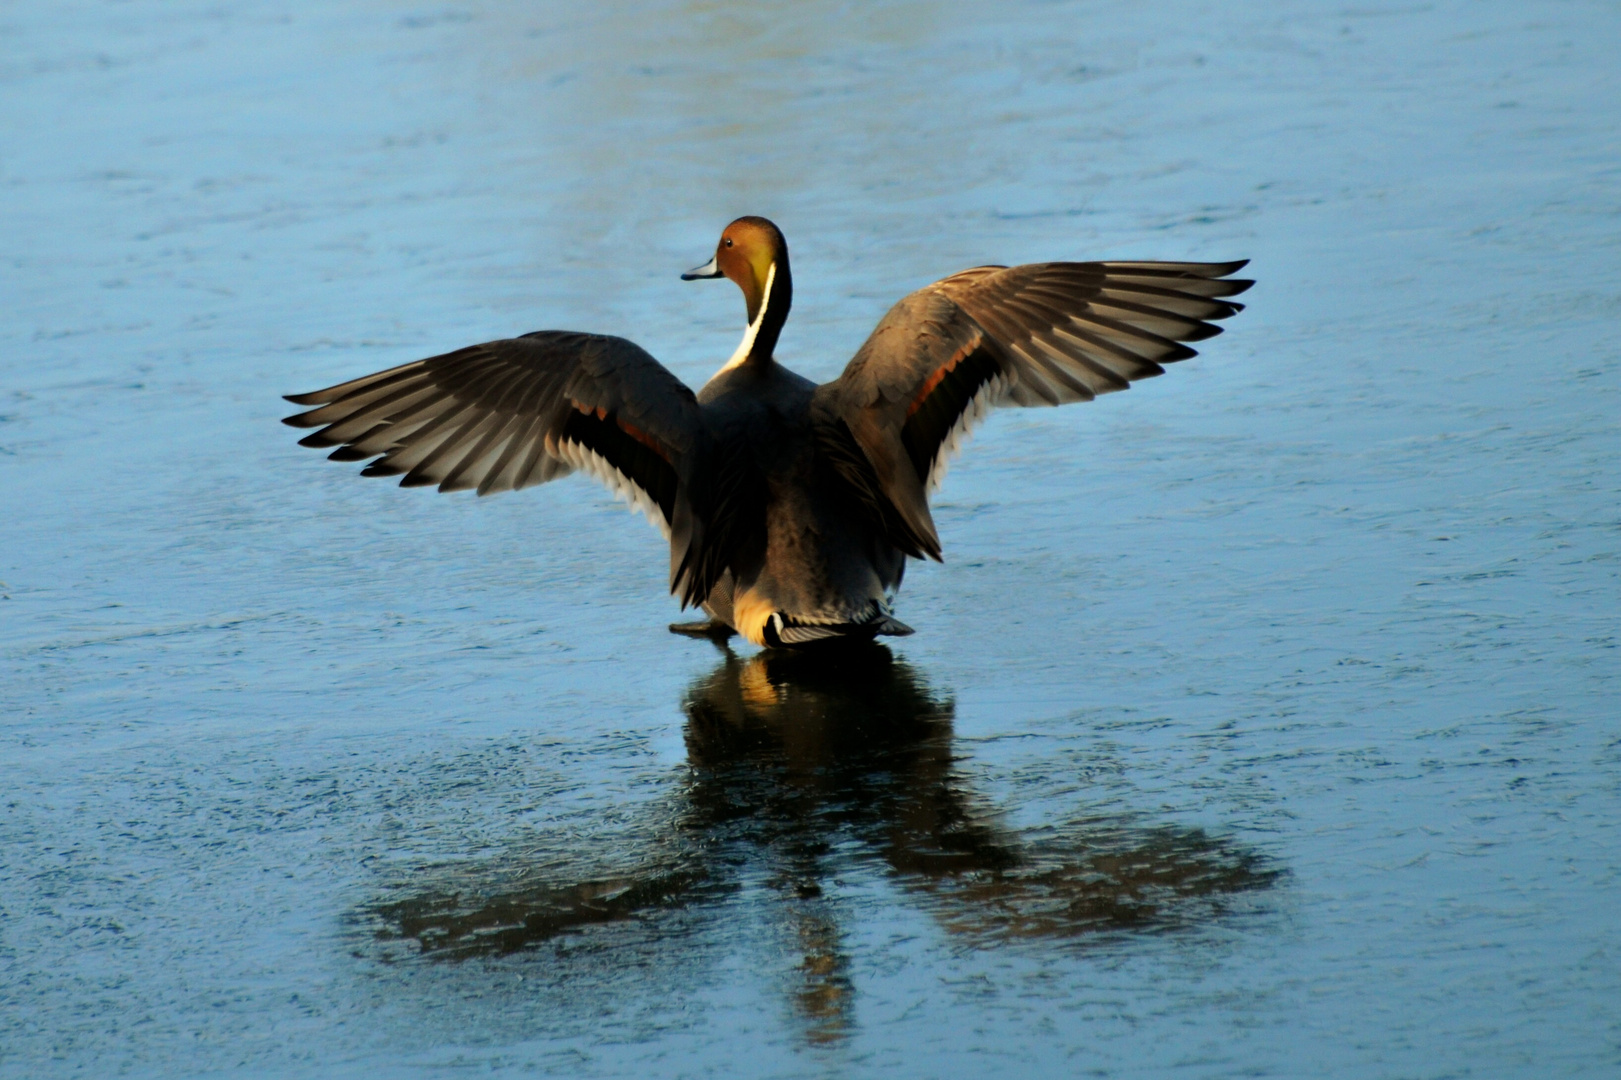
[[683, 217, 793, 366]]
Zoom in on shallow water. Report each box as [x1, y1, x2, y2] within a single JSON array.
[[2, 1, 1618, 1076]]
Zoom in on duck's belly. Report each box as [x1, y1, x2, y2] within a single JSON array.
[[708, 481, 904, 647]]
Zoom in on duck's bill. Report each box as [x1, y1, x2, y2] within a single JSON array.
[[680, 255, 722, 280]]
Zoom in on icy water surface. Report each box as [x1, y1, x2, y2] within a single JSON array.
[[3, 1, 1618, 1076]]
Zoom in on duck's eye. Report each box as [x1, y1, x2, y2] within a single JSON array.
[[724, 238, 733, 248]]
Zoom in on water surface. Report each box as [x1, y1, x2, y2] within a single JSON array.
[[2, 1, 1618, 1076]]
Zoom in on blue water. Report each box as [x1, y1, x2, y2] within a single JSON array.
[[3, 1, 1618, 1076]]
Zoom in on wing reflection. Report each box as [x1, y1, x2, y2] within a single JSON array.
[[371, 647, 1280, 1043]]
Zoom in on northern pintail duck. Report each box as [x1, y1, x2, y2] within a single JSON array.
[[284, 217, 1250, 647]]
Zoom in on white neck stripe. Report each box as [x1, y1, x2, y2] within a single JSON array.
[[707, 262, 776, 384]]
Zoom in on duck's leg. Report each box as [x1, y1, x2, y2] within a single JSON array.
[[668, 619, 737, 641]]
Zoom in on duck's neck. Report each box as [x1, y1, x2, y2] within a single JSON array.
[[716, 261, 792, 378]]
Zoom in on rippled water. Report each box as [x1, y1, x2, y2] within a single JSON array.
[[3, 1, 1618, 1076]]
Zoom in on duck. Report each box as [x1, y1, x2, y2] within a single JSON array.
[[283, 216, 1250, 647]]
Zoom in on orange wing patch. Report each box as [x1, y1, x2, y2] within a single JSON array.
[[571, 400, 672, 463], [907, 335, 987, 418]]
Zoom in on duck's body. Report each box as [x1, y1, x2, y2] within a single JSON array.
[[284, 217, 1250, 647], [695, 359, 908, 645]]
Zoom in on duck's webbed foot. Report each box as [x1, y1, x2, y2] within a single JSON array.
[[668, 619, 737, 642]]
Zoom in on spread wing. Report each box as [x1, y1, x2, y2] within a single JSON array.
[[282, 330, 710, 600], [814, 261, 1252, 559]]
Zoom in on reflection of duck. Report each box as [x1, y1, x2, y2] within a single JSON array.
[[285, 218, 1250, 646], [373, 648, 1279, 1043]]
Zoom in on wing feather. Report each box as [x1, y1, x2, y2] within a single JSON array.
[[283, 331, 708, 600], [816, 259, 1250, 557]]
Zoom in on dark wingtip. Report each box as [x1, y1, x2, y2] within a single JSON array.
[[283, 390, 328, 406], [361, 462, 405, 478], [327, 447, 372, 462], [1224, 278, 1255, 296]]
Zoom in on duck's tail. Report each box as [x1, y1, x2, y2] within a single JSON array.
[[761, 600, 914, 648]]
